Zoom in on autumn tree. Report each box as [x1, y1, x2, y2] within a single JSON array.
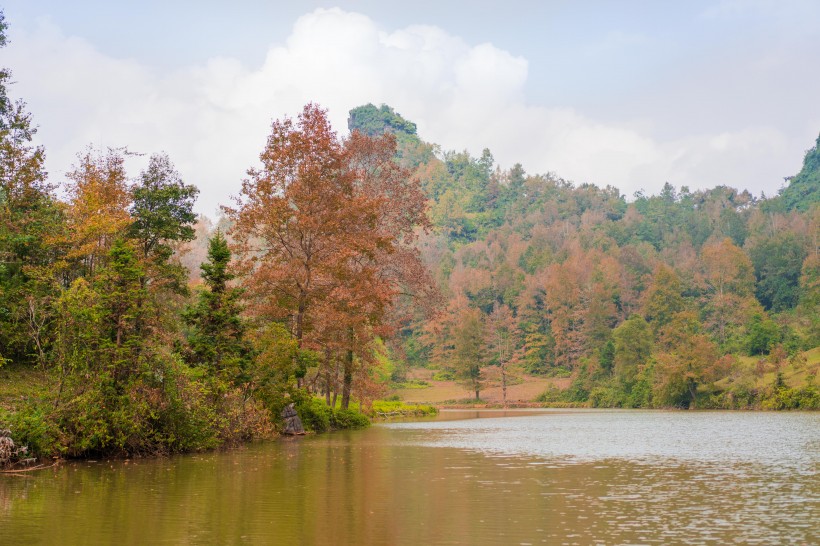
[[422, 293, 464, 373], [227, 104, 352, 386], [64, 148, 131, 280], [540, 262, 583, 370], [652, 312, 722, 408], [228, 104, 431, 409], [700, 237, 757, 348], [335, 127, 432, 408], [702, 238, 754, 300]]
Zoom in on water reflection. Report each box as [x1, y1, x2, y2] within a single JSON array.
[[0, 410, 817, 545]]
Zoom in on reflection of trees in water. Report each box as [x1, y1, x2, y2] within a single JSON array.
[[0, 430, 35, 514], [0, 475, 32, 515]]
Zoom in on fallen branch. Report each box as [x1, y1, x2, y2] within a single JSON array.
[[1, 461, 59, 474]]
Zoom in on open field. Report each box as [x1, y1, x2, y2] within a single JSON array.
[[395, 368, 571, 404]]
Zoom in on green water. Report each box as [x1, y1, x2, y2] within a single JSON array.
[[1, 409, 818, 544]]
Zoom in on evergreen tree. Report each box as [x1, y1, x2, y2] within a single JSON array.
[[749, 231, 807, 311], [129, 152, 199, 265], [184, 231, 250, 381]]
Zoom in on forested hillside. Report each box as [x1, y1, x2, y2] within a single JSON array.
[[348, 103, 819, 409]]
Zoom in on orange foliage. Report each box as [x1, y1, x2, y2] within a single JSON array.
[[64, 147, 132, 279]]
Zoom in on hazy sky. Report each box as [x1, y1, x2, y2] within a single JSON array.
[[2, 0, 818, 215]]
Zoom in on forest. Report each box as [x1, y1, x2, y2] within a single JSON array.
[[374, 97, 819, 411], [1, 13, 819, 463]]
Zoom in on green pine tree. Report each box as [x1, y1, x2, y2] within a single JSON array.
[[184, 231, 250, 382]]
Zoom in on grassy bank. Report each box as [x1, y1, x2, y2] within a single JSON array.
[[536, 347, 820, 410], [370, 399, 437, 418]]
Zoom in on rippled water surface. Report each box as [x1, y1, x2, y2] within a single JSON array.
[[1, 409, 818, 545]]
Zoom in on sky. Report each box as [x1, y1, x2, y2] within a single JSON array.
[[2, 0, 819, 215]]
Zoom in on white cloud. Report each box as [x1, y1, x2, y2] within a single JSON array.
[[4, 8, 806, 215]]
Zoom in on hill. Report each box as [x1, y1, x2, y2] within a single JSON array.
[[356, 104, 819, 409]]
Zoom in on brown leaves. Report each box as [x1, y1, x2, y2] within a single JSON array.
[[227, 103, 434, 385]]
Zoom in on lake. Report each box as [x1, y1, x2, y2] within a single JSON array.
[[1, 409, 818, 545]]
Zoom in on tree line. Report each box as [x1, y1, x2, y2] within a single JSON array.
[[0, 13, 432, 457], [353, 101, 818, 409]]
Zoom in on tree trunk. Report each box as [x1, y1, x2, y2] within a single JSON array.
[[294, 292, 306, 389], [342, 349, 353, 410], [501, 361, 508, 409], [324, 349, 332, 406], [331, 355, 339, 409], [341, 328, 354, 410], [688, 380, 698, 409], [475, 389, 480, 401], [324, 374, 331, 405]]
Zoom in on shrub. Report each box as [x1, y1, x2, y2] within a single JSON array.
[[3, 404, 62, 458], [431, 370, 455, 381], [294, 397, 370, 432], [330, 409, 370, 429], [393, 379, 430, 389], [762, 385, 820, 410], [547, 367, 572, 378], [536, 385, 565, 404], [296, 397, 332, 432], [588, 385, 624, 408]]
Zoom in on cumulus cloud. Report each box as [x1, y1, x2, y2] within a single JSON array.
[[4, 8, 804, 214]]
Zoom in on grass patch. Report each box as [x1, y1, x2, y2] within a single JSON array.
[[371, 399, 437, 418]]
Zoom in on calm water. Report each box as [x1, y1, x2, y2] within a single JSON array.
[[1, 409, 818, 545]]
